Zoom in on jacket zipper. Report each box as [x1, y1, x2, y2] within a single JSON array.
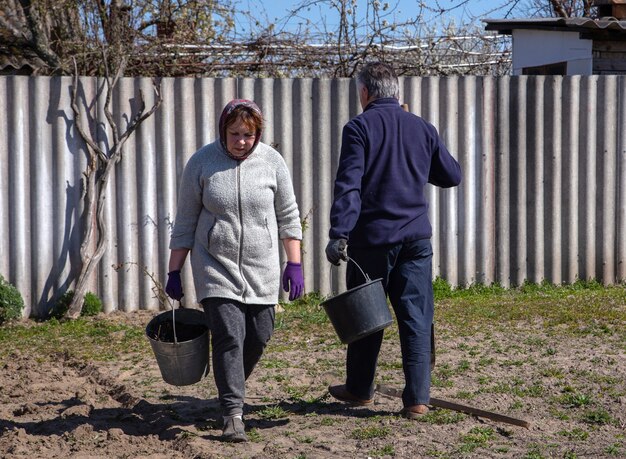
[[236, 164, 248, 299]]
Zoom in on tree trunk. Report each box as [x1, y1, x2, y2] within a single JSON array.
[[66, 68, 161, 318]]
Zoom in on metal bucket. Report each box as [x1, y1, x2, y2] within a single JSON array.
[[146, 307, 210, 386], [321, 259, 393, 344]]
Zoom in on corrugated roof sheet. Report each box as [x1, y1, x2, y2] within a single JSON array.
[[0, 54, 42, 75], [483, 17, 626, 35]]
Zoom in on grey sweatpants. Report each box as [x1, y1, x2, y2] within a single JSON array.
[[201, 297, 275, 417]]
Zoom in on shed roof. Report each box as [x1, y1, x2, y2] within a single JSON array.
[[483, 17, 626, 36]]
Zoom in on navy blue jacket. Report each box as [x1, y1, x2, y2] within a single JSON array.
[[329, 97, 462, 247]]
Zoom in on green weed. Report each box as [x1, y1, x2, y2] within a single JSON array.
[[262, 358, 290, 369], [558, 428, 589, 441], [559, 392, 592, 408], [350, 425, 391, 440], [256, 405, 289, 420], [458, 426, 495, 453], [276, 292, 329, 331], [247, 428, 262, 442], [522, 447, 546, 459], [369, 444, 395, 457], [605, 443, 623, 456], [320, 417, 338, 426], [582, 408, 612, 425], [419, 409, 466, 425]]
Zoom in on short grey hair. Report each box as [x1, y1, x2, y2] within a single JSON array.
[[357, 62, 399, 99]]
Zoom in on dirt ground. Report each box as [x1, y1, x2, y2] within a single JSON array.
[[1, 309, 624, 459]]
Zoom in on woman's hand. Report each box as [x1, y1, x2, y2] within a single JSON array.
[[165, 270, 184, 300], [282, 262, 304, 301]]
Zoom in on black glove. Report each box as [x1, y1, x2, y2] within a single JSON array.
[[165, 270, 184, 300], [325, 238, 348, 265]]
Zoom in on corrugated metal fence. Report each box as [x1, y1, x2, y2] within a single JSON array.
[[0, 75, 624, 317]]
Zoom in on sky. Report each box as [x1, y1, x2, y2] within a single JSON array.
[[237, 0, 527, 35]]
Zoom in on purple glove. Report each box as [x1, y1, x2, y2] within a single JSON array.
[[282, 261, 304, 301], [165, 270, 184, 300]]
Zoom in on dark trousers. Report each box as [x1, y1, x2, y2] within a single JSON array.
[[201, 298, 275, 417], [345, 239, 433, 406]]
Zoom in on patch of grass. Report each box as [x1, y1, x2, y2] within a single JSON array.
[[480, 379, 544, 398], [418, 409, 466, 425], [509, 400, 524, 410], [424, 448, 448, 457], [262, 358, 290, 369], [369, 444, 395, 457], [378, 359, 403, 370], [456, 359, 471, 372], [284, 385, 326, 404], [477, 356, 495, 367], [524, 336, 546, 346], [434, 280, 626, 334], [247, 428, 262, 442], [433, 276, 454, 299], [433, 363, 455, 380], [522, 444, 547, 459], [500, 359, 526, 368], [548, 407, 570, 421], [431, 375, 455, 389], [540, 366, 565, 379], [558, 392, 592, 408], [558, 427, 589, 441], [320, 417, 338, 426], [256, 405, 289, 420], [455, 390, 475, 400], [605, 443, 623, 456], [350, 425, 391, 440], [276, 292, 329, 332], [457, 426, 495, 453], [295, 435, 314, 443], [270, 374, 289, 383], [0, 317, 148, 363], [582, 408, 612, 425]]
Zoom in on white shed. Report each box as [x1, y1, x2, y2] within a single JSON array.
[[484, 5, 626, 75]]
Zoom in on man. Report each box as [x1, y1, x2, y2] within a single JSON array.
[[325, 62, 461, 419]]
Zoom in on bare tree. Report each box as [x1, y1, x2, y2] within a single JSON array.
[[0, 0, 515, 77], [3, 0, 601, 78], [519, 0, 594, 17], [66, 55, 162, 318], [0, 0, 236, 76]]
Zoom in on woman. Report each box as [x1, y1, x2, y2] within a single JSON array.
[[165, 99, 304, 442]]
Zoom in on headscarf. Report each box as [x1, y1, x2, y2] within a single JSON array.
[[218, 99, 263, 161]]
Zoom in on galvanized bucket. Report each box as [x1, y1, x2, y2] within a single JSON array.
[[146, 307, 210, 386]]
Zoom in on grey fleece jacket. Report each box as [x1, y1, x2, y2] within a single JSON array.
[[169, 140, 302, 304]]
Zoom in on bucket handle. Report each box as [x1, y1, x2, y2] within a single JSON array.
[[329, 257, 371, 293], [171, 300, 181, 345]]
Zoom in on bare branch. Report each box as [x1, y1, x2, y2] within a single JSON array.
[[550, 0, 570, 17], [70, 59, 107, 163]]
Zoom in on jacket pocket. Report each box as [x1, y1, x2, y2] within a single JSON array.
[[197, 211, 216, 252]]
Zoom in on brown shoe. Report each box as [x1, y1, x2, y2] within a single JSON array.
[[400, 404, 429, 419], [328, 384, 373, 406]]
